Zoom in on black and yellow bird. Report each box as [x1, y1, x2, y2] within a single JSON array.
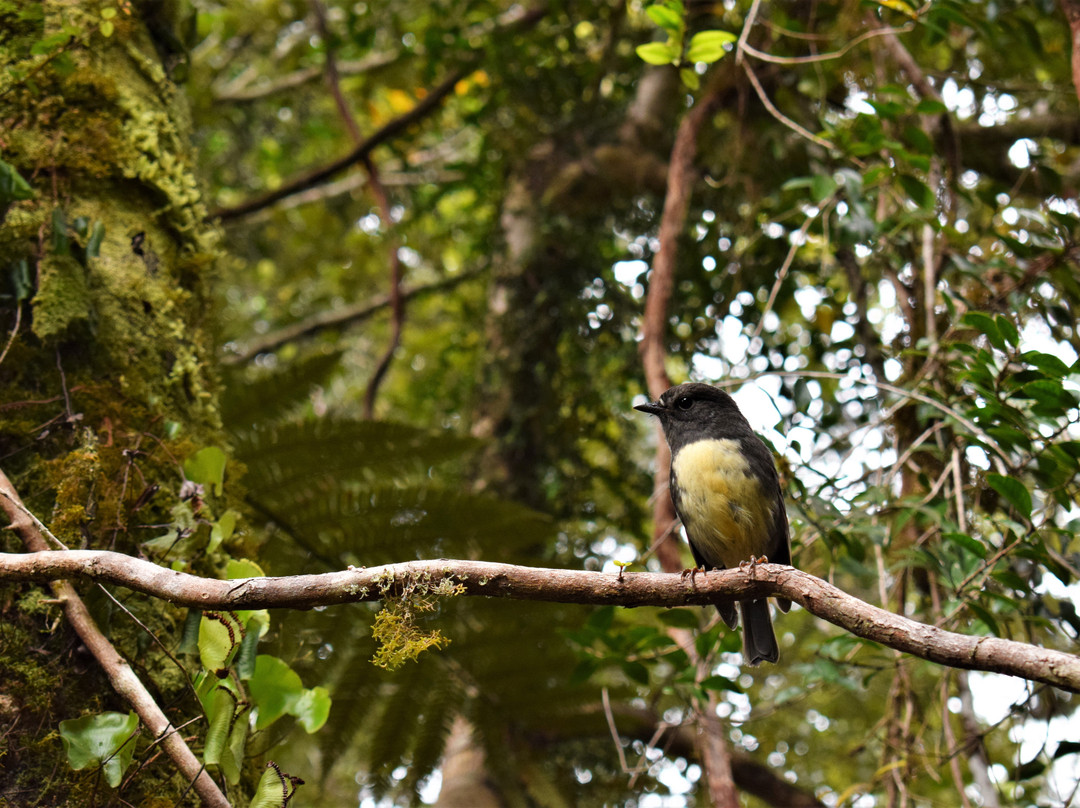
[[635, 382, 792, 664]]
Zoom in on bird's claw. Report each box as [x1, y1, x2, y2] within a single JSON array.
[[739, 555, 769, 578], [680, 566, 706, 587]]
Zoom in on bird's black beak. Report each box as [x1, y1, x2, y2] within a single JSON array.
[[634, 401, 665, 416]]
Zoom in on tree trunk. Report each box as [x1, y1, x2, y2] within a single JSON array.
[[0, 1, 229, 803]]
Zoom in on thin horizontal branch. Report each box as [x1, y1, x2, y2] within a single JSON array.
[[3, 550, 1078, 693], [0, 475, 230, 808], [213, 51, 400, 103], [212, 67, 469, 222], [222, 266, 485, 364]]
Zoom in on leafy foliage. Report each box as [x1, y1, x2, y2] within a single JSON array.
[[4, 0, 1080, 805]]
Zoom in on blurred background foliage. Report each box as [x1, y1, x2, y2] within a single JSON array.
[[4, 0, 1080, 805], [192, 0, 1080, 805]]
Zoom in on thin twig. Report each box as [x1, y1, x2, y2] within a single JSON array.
[[740, 23, 915, 65], [0, 470, 230, 808], [360, 159, 405, 420], [0, 305, 22, 368], [223, 268, 484, 364], [741, 60, 836, 150], [751, 196, 835, 340]]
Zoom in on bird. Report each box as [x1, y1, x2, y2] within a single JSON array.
[[635, 382, 791, 664]]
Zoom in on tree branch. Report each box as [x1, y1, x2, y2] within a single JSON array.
[[211, 67, 469, 222], [223, 267, 484, 364], [0, 473, 231, 808], [2, 550, 1078, 693]]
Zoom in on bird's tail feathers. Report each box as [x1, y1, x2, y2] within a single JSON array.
[[739, 599, 779, 665], [717, 601, 738, 629]]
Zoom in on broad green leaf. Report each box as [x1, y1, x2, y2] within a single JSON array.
[[898, 173, 935, 209], [1022, 350, 1071, 377], [699, 674, 742, 693], [995, 315, 1019, 347], [636, 41, 679, 65], [811, 173, 837, 202], [986, 474, 1032, 520], [59, 711, 139, 788], [645, 5, 684, 35], [293, 686, 331, 733], [248, 763, 300, 808], [686, 30, 737, 63], [249, 655, 304, 729], [679, 67, 700, 90], [184, 446, 228, 496], [961, 311, 1005, 350], [207, 509, 241, 555], [942, 531, 986, 559], [199, 611, 245, 674]]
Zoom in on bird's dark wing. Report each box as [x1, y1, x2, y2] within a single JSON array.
[[770, 485, 792, 613]]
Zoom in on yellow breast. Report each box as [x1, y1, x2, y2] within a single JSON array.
[[671, 438, 773, 569]]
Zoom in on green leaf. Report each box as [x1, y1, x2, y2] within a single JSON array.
[[636, 41, 679, 65], [898, 173, 935, 210], [961, 311, 1005, 350], [59, 711, 139, 788], [966, 601, 1001, 636], [686, 30, 737, 63], [986, 473, 1032, 520], [178, 608, 202, 655], [657, 608, 700, 628], [915, 98, 947, 114], [204, 686, 238, 765], [585, 605, 616, 632], [249, 655, 304, 729], [1022, 350, 1071, 377], [811, 173, 837, 202], [51, 207, 69, 255], [942, 531, 986, 559], [293, 685, 332, 733], [995, 315, 1019, 347], [679, 67, 700, 90], [208, 509, 239, 555], [236, 617, 263, 679], [184, 446, 228, 496], [248, 763, 301, 808], [0, 159, 34, 211], [645, 4, 684, 35], [621, 660, 649, 685], [699, 674, 742, 693], [199, 611, 244, 674]]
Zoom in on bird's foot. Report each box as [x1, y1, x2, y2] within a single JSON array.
[[739, 555, 769, 578], [680, 566, 706, 588]]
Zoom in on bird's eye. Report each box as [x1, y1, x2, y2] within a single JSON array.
[[675, 397, 694, 411]]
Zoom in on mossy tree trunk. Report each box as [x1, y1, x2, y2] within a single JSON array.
[[0, 1, 233, 804]]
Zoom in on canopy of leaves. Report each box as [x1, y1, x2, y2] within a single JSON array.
[[3, 0, 1080, 805], [188, 0, 1080, 805]]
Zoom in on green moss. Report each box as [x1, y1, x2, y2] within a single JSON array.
[[0, 3, 239, 803], [31, 253, 93, 340]]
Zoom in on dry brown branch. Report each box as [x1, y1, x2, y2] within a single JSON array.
[[0, 471, 231, 808], [3, 550, 1077, 692]]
